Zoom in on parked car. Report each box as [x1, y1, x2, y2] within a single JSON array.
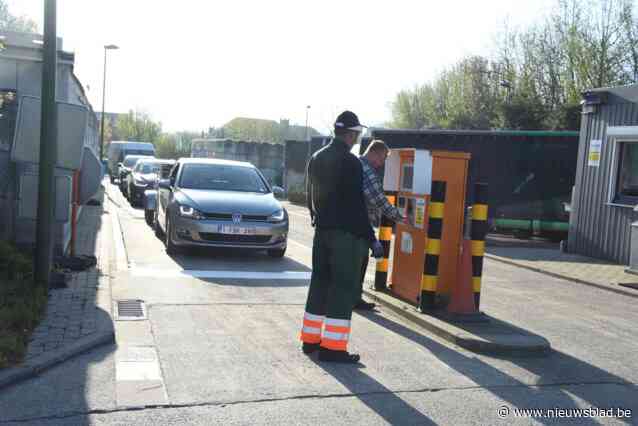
[[141, 160, 176, 225], [107, 141, 155, 183], [126, 158, 175, 208], [155, 158, 288, 257], [118, 154, 154, 194]]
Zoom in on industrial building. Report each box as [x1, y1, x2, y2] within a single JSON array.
[[0, 30, 102, 254], [569, 84, 638, 266]]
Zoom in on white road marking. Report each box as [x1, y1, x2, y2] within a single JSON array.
[[287, 210, 310, 219], [115, 346, 168, 406], [116, 361, 163, 381], [288, 238, 312, 250], [130, 267, 311, 280]]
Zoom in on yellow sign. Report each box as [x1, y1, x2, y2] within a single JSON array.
[[588, 140, 602, 167]]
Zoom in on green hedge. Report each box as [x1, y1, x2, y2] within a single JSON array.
[[0, 241, 48, 369]]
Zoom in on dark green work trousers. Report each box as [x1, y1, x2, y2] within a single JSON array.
[[304, 228, 369, 320]]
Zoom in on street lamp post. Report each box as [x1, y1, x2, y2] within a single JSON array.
[[305, 105, 311, 141], [100, 44, 119, 161], [34, 0, 57, 286]]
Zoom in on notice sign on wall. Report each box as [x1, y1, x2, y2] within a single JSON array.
[[588, 140, 602, 167], [400, 232, 413, 254]]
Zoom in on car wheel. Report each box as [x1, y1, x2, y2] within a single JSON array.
[[267, 247, 286, 258], [145, 209, 154, 226], [165, 217, 180, 255]]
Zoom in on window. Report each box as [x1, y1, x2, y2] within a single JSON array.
[[400, 163, 414, 191], [0, 90, 18, 150], [179, 164, 268, 193], [614, 142, 638, 204]]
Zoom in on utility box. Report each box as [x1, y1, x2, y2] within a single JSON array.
[[384, 149, 470, 305]]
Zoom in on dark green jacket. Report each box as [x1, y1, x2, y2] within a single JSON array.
[[306, 138, 375, 242]]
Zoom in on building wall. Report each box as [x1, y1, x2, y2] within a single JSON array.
[[283, 140, 309, 193], [569, 100, 638, 264], [0, 31, 100, 254], [191, 139, 284, 186]]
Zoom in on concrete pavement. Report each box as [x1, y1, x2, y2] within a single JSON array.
[[0, 186, 114, 390], [0, 189, 637, 425]]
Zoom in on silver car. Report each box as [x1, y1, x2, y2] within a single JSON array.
[[155, 158, 288, 257]]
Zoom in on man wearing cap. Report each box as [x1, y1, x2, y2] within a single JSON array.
[[354, 140, 407, 311], [299, 111, 383, 364]]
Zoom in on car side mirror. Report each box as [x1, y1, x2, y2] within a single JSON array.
[[272, 186, 285, 199], [158, 179, 172, 190]]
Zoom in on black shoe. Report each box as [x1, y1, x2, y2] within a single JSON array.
[[318, 348, 360, 364], [354, 300, 376, 311], [302, 342, 320, 354]]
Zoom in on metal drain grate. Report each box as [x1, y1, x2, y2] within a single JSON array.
[[618, 283, 638, 291], [116, 299, 146, 320]]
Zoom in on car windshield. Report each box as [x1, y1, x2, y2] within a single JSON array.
[[179, 164, 268, 193], [137, 162, 160, 174], [124, 157, 144, 167]]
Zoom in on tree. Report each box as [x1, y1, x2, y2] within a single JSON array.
[[391, 0, 638, 131], [0, 1, 38, 33], [154, 131, 199, 160], [115, 110, 162, 143]]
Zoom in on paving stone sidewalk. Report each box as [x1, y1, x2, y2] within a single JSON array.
[[0, 185, 114, 389], [486, 246, 638, 296]]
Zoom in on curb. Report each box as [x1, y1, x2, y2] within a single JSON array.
[[0, 331, 115, 391], [484, 254, 638, 300], [362, 288, 551, 357]]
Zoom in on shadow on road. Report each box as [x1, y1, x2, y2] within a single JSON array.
[[311, 357, 437, 425], [358, 311, 635, 426]]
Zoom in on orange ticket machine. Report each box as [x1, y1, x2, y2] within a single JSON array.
[[383, 148, 470, 306]]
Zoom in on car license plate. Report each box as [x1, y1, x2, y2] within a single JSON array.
[[219, 225, 256, 235]]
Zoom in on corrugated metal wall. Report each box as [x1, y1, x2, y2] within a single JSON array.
[[569, 101, 638, 264], [366, 130, 578, 224]]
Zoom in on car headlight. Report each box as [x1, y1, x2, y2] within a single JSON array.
[[179, 205, 205, 220], [134, 177, 148, 186], [268, 209, 286, 223]]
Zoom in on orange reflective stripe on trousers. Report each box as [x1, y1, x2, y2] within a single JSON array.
[[300, 312, 324, 344], [319, 318, 351, 351]]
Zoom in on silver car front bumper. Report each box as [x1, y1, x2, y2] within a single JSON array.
[[170, 216, 288, 249]]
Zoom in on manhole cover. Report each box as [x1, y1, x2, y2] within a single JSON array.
[[115, 300, 146, 320], [618, 283, 638, 291]]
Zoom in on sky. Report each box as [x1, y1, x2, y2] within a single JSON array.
[[6, 0, 555, 134]]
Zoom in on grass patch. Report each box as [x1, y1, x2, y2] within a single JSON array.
[[0, 241, 48, 369]]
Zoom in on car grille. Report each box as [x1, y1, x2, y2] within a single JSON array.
[[202, 213, 269, 222], [199, 233, 272, 244]]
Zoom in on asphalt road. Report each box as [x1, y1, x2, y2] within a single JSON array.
[[0, 182, 636, 425]]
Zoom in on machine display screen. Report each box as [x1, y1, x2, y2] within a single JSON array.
[[401, 163, 414, 191]]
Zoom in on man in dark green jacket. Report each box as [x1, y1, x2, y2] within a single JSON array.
[[300, 111, 381, 364]]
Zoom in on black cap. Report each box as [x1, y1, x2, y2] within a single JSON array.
[[334, 110, 366, 132]]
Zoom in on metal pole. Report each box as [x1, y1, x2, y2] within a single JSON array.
[[34, 0, 58, 287], [99, 47, 107, 160]]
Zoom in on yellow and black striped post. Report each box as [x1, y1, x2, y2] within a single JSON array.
[[471, 183, 489, 309], [420, 181, 446, 312], [374, 194, 396, 291]]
